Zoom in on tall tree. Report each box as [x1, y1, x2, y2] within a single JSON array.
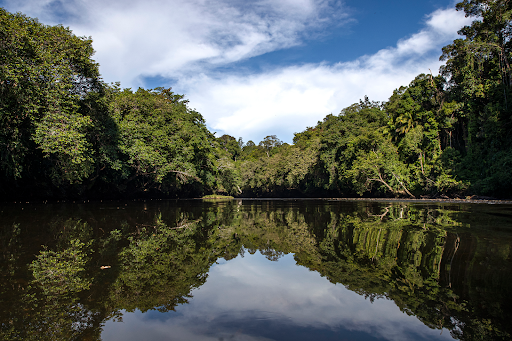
[[217, 134, 242, 161], [107, 87, 217, 195], [441, 0, 512, 195], [318, 97, 394, 195], [0, 9, 102, 189], [385, 74, 466, 195], [259, 135, 283, 157]]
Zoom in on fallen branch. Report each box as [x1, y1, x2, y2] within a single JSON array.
[[391, 172, 415, 198]]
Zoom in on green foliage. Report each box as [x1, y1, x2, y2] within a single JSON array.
[[0, 8, 221, 198], [217, 134, 242, 160], [239, 141, 319, 195], [240, 140, 266, 160], [230, 0, 512, 199], [33, 113, 95, 183], [384, 74, 467, 195], [3, 2, 512, 199], [440, 0, 512, 196], [107, 87, 217, 194], [202, 194, 234, 199], [346, 133, 412, 196], [317, 98, 390, 194], [109, 216, 211, 312], [258, 135, 283, 157], [0, 8, 101, 185], [214, 136, 243, 195]]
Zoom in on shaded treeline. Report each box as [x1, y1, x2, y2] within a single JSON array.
[[2, 1, 512, 199], [1, 200, 511, 340]]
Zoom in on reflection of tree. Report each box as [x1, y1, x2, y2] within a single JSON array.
[[30, 239, 91, 296], [200, 201, 511, 340], [305, 203, 512, 341], [0, 219, 100, 341], [0, 200, 511, 340], [105, 215, 213, 313]]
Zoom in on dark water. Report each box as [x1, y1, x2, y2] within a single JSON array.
[[1, 199, 512, 341]]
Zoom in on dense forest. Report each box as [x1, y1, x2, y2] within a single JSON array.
[[2, 0, 512, 200]]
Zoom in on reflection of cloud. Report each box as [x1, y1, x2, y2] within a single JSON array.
[[179, 8, 473, 143], [101, 252, 454, 341], [103, 313, 275, 341]]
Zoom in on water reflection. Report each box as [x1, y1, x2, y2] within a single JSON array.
[[102, 251, 452, 341], [0, 199, 511, 340]]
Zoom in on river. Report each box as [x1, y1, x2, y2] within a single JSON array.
[[1, 199, 511, 340]]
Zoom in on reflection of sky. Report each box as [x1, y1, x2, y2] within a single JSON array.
[[101, 252, 454, 341]]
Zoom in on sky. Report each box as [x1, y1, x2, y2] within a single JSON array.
[[0, 0, 473, 144]]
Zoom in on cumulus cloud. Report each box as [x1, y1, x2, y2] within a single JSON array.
[[2, 0, 348, 87], [177, 7, 472, 143], [1, 1, 473, 143]]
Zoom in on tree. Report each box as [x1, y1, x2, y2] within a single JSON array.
[[0, 9, 102, 188], [239, 142, 319, 195], [259, 135, 283, 157], [240, 140, 266, 160], [385, 74, 466, 195], [440, 0, 512, 195], [317, 98, 389, 194], [346, 131, 414, 197], [107, 87, 217, 195], [217, 134, 242, 161]]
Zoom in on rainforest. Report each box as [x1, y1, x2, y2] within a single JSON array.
[[2, 0, 512, 200]]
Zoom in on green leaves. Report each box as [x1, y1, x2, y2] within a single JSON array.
[[0, 8, 101, 186], [239, 142, 319, 194], [346, 133, 411, 196], [2, 2, 512, 198], [33, 112, 94, 183], [439, 0, 512, 195], [108, 87, 217, 194]]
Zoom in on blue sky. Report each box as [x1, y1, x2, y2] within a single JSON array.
[[0, 0, 472, 143]]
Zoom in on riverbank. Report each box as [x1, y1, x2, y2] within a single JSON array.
[[327, 197, 512, 205]]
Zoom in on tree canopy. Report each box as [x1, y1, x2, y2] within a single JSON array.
[[2, 1, 512, 199]]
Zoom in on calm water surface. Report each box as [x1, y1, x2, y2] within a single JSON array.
[[1, 199, 511, 340]]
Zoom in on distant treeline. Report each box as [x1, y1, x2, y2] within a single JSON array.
[[2, 0, 512, 200]]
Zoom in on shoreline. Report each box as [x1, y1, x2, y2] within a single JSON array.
[[225, 197, 512, 205], [325, 197, 512, 205], [3, 197, 512, 205]]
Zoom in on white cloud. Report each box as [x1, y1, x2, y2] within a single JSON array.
[[1, 1, 473, 143], [2, 0, 347, 87], [395, 7, 473, 56], [177, 7, 473, 143], [426, 6, 473, 37]]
